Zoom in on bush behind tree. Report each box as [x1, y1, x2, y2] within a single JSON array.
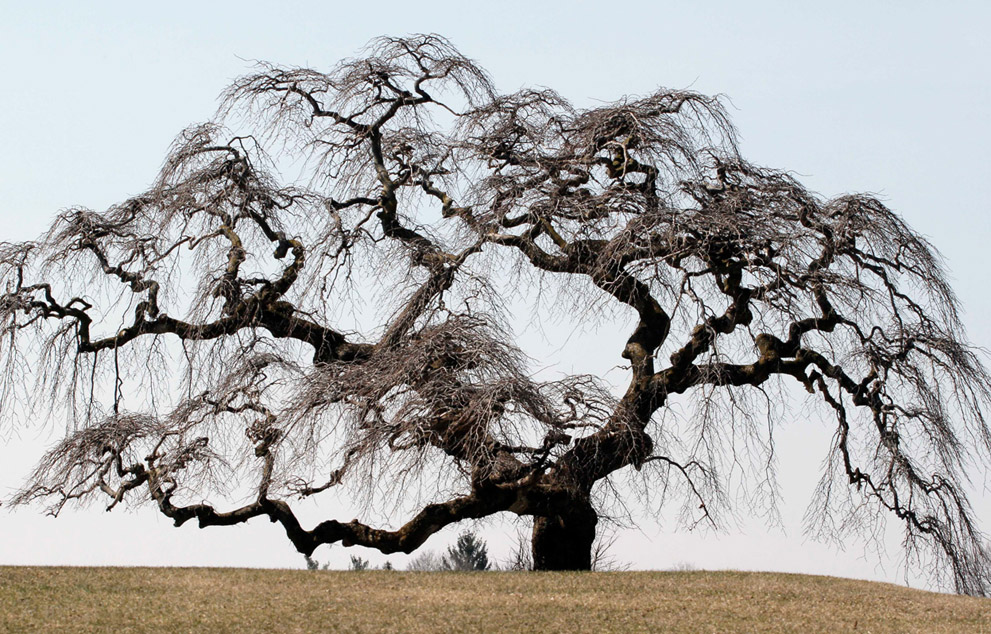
[[349, 555, 370, 571], [441, 531, 490, 571]]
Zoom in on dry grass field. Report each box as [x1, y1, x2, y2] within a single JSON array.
[[0, 567, 988, 633]]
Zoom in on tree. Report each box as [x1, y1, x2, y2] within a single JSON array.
[[304, 554, 330, 571], [441, 531, 490, 571], [349, 555, 370, 571], [304, 554, 320, 571], [502, 524, 625, 571], [503, 531, 534, 572], [1, 34, 989, 594], [405, 550, 444, 572]]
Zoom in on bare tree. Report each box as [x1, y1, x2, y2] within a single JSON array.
[[589, 530, 628, 572], [406, 550, 444, 572], [503, 528, 534, 571], [2, 35, 990, 595]]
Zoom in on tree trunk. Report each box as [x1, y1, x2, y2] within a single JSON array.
[[531, 505, 598, 571]]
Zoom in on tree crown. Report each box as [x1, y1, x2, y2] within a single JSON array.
[[442, 531, 490, 571], [1, 34, 989, 595]]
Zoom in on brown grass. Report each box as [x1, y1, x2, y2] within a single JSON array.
[[0, 567, 988, 633]]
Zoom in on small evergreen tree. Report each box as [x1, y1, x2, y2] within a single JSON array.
[[304, 554, 331, 570], [349, 555, 370, 571], [441, 531, 490, 571]]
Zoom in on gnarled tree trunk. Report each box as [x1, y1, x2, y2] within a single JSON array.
[[531, 503, 598, 570]]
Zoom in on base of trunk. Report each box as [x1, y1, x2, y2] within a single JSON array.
[[531, 505, 597, 571]]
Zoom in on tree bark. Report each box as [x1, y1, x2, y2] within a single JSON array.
[[531, 503, 598, 571]]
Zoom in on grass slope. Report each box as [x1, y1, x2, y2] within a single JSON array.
[[0, 567, 988, 633]]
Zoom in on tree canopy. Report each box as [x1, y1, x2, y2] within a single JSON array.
[[1, 35, 989, 594]]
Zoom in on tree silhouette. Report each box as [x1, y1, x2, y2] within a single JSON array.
[[2, 35, 989, 594], [442, 532, 490, 571], [349, 555, 370, 571]]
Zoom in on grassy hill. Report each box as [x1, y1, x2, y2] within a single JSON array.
[[0, 567, 987, 632]]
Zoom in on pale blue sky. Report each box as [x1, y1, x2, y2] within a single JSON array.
[[1, 2, 989, 586]]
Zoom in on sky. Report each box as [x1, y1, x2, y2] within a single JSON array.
[[0, 2, 989, 588]]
